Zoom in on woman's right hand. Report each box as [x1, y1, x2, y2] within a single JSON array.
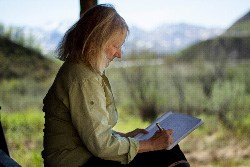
[[149, 129, 173, 151], [138, 129, 173, 153]]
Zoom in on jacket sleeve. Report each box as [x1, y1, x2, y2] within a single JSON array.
[[68, 77, 139, 164]]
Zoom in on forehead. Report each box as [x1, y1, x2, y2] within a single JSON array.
[[108, 29, 127, 43]]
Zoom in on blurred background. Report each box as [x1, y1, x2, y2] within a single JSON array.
[[0, 0, 250, 166]]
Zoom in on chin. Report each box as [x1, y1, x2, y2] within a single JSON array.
[[106, 61, 111, 68]]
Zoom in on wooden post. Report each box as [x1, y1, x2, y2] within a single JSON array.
[[80, 0, 98, 17]]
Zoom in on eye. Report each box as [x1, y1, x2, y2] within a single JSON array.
[[113, 45, 120, 49]]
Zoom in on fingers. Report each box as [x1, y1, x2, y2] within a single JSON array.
[[140, 129, 149, 134], [156, 129, 173, 135], [162, 129, 174, 146], [135, 128, 148, 134], [148, 128, 174, 151], [150, 130, 174, 150], [129, 128, 148, 137], [162, 130, 173, 147], [168, 135, 173, 145], [166, 129, 173, 135]]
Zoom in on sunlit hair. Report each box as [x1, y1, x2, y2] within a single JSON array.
[[56, 4, 129, 72]]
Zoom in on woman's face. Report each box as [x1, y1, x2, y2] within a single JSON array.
[[100, 29, 127, 71]]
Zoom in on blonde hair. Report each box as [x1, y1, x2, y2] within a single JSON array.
[[56, 4, 129, 71]]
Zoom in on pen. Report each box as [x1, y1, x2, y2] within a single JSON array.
[[156, 122, 163, 131]]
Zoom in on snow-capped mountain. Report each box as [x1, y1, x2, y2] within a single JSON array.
[[16, 20, 74, 55], [125, 23, 224, 54], [21, 21, 225, 55]]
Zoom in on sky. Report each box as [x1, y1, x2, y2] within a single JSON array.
[[0, 0, 250, 31]]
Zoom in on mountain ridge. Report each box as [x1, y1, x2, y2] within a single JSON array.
[[179, 10, 250, 61], [223, 10, 250, 37], [11, 22, 224, 55], [126, 23, 223, 54]]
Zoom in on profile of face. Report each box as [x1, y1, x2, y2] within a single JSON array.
[[99, 29, 127, 73]]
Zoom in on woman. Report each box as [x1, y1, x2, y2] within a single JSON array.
[[42, 4, 190, 167]]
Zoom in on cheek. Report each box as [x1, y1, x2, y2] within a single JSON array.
[[104, 47, 116, 58]]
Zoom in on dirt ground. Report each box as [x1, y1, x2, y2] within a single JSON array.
[[180, 133, 250, 167]]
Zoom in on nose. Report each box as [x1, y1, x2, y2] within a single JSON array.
[[115, 49, 122, 58], [115, 53, 121, 58]]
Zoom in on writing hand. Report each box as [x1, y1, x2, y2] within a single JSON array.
[[150, 129, 173, 150]]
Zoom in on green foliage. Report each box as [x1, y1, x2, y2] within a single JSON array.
[[243, 67, 250, 94], [236, 112, 250, 137], [109, 54, 170, 121], [0, 78, 54, 112], [107, 57, 250, 137], [119, 66, 159, 121]]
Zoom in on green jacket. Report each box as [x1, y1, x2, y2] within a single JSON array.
[[42, 61, 139, 167]]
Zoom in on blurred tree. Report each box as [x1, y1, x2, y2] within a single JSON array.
[[171, 70, 186, 112], [14, 27, 25, 46], [0, 23, 4, 35], [4, 26, 13, 39], [119, 53, 163, 122]]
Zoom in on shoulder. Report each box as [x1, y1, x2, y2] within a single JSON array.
[[57, 61, 102, 85]]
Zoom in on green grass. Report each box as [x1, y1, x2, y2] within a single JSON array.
[[1, 109, 44, 167], [113, 108, 150, 132], [1, 110, 250, 167], [211, 159, 250, 167]]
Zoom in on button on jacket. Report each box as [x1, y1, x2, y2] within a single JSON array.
[[42, 61, 139, 167]]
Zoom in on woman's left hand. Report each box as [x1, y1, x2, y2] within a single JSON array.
[[125, 128, 148, 137]]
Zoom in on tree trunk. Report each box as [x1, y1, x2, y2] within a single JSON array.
[[80, 0, 97, 17]]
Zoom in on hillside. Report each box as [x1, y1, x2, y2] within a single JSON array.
[[0, 36, 57, 81], [179, 10, 250, 61], [179, 36, 250, 61], [223, 10, 250, 37]]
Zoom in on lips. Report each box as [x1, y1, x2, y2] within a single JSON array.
[[105, 57, 112, 67], [106, 57, 113, 63]]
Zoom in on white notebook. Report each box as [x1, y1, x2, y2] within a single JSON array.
[[134, 111, 203, 150]]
